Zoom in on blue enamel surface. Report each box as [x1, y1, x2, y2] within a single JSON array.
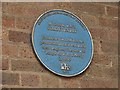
[[32, 10, 93, 76]]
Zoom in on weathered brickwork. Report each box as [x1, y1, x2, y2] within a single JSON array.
[[2, 2, 118, 88]]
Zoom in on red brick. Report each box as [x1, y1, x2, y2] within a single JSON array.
[[11, 60, 34, 71], [92, 54, 112, 66], [9, 31, 30, 44], [21, 73, 40, 87], [54, 2, 105, 17], [15, 17, 35, 30], [18, 45, 36, 59], [100, 40, 118, 54], [87, 63, 104, 77], [2, 72, 19, 85], [89, 27, 118, 42], [112, 56, 118, 67], [54, 2, 74, 11], [96, 54, 118, 68], [90, 28, 118, 42], [41, 74, 59, 88], [2, 3, 17, 14], [0, 58, 9, 70], [29, 3, 54, 16], [89, 27, 109, 41], [2, 15, 15, 28], [103, 66, 118, 79], [34, 62, 48, 73], [60, 77, 79, 88], [54, 3, 82, 18], [87, 62, 118, 79], [71, 3, 105, 15], [93, 40, 101, 54], [2, 43, 18, 58], [2, 2, 54, 17], [79, 78, 118, 88], [106, 6, 118, 17], [3, 3, 29, 16], [81, 14, 98, 27], [99, 16, 118, 28], [11, 60, 47, 73], [108, 29, 118, 42]]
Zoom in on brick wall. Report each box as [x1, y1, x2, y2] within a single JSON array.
[[1, 2, 118, 88]]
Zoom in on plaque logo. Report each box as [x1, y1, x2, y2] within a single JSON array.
[[32, 9, 93, 77], [61, 63, 70, 71]]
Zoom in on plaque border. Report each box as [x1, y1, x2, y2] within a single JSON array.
[[31, 9, 94, 77]]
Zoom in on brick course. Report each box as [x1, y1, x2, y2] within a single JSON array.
[[2, 2, 118, 88], [21, 73, 40, 87], [2, 72, 19, 85], [0, 58, 9, 70], [9, 31, 30, 44], [2, 15, 15, 28]]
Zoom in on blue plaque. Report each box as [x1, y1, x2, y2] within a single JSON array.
[[32, 10, 93, 77]]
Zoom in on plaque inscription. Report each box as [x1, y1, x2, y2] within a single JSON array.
[[32, 10, 93, 77]]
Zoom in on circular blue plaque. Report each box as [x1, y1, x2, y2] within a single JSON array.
[[32, 10, 93, 77]]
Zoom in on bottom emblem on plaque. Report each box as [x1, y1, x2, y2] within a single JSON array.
[[61, 63, 70, 71]]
